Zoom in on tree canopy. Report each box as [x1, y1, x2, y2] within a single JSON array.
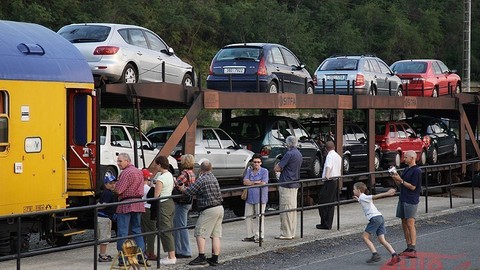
[[1, 0, 478, 127]]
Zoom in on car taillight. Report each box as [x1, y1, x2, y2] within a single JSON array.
[[93, 46, 119, 55], [313, 75, 318, 86], [208, 61, 214, 75], [257, 57, 267, 75], [355, 74, 365, 86], [260, 146, 271, 157]]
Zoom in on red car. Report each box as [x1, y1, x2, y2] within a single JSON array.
[[390, 59, 461, 97], [375, 121, 429, 168]]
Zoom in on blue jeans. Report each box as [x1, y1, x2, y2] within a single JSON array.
[[116, 212, 146, 253], [173, 203, 192, 256]]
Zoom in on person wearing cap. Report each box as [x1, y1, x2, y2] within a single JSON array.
[[140, 168, 157, 260], [97, 173, 117, 262]]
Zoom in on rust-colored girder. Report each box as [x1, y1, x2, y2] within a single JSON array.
[[355, 95, 457, 110], [203, 91, 352, 109]]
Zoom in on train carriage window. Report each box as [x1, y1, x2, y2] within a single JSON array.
[[0, 91, 9, 152]]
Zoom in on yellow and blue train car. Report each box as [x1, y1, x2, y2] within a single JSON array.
[[0, 20, 97, 252]]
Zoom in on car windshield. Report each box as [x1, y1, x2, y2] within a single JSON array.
[[58, 25, 110, 43], [224, 120, 263, 140], [320, 59, 358, 71], [216, 47, 262, 61], [391, 62, 427, 73]]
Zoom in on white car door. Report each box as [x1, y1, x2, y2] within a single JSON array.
[[128, 29, 161, 82], [214, 128, 249, 178], [198, 128, 227, 176]]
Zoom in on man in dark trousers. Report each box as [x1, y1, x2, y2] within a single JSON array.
[[317, 141, 342, 230]]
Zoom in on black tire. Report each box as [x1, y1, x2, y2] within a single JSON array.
[[395, 86, 403, 96], [120, 63, 137, 83], [394, 152, 401, 168], [266, 81, 278, 93], [450, 142, 458, 158], [374, 152, 381, 171], [308, 156, 322, 178], [429, 147, 438, 164], [306, 83, 314, 94], [182, 73, 193, 87], [419, 149, 427, 165], [343, 155, 350, 174]]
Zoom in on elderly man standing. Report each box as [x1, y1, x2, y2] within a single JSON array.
[[114, 153, 147, 266], [274, 135, 302, 240], [180, 160, 224, 267], [317, 140, 342, 230]]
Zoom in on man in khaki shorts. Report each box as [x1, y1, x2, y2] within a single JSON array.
[[179, 160, 224, 266]]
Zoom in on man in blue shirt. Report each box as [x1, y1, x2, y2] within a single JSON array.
[[274, 136, 302, 240], [391, 150, 422, 259]]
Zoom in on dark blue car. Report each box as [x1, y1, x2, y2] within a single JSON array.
[[207, 43, 314, 94]]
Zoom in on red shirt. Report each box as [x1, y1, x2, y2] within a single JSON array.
[[115, 164, 145, 214]]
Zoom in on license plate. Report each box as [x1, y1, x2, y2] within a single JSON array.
[[326, 74, 346, 81], [224, 67, 245, 74]]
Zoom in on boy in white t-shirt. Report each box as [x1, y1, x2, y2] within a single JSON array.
[[352, 182, 400, 266]]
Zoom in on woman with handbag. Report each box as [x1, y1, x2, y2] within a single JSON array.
[[242, 154, 269, 243], [173, 154, 196, 258], [153, 156, 177, 265]]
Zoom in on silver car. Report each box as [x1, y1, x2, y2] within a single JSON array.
[[313, 55, 403, 96], [58, 23, 194, 86], [146, 127, 254, 181]]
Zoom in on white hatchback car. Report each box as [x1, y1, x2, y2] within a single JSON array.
[[58, 23, 194, 86], [100, 122, 178, 179], [146, 127, 254, 182]]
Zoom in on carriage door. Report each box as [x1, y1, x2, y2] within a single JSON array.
[[66, 88, 97, 195]]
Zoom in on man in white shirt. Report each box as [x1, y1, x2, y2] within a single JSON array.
[[317, 141, 342, 230]]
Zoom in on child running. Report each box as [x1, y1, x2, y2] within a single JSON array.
[[352, 182, 400, 266]]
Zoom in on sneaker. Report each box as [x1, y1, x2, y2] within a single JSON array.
[[242, 236, 255, 242], [175, 253, 192, 258], [274, 235, 294, 240], [255, 237, 264, 243], [387, 255, 401, 266], [98, 255, 112, 262], [160, 257, 177, 265], [188, 256, 208, 266], [399, 248, 410, 256], [206, 257, 220, 266], [404, 250, 417, 258], [366, 253, 381, 263]]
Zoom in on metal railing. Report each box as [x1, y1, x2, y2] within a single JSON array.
[[1, 159, 478, 269]]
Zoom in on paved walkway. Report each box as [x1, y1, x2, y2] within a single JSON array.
[[0, 190, 477, 270]]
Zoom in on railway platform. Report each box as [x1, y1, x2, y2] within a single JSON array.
[[0, 188, 477, 270]]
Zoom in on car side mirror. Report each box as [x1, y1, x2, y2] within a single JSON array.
[[358, 137, 367, 143]]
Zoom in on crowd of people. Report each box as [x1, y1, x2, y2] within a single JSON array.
[[96, 140, 419, 268]]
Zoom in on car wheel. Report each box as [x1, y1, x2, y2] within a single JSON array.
[[451, 142, 458, 158], [429, 147, 438, 164], [343, 155, 350, 174], [308, 156, 322, 178], [420, 149, 427, 165], [121, 63, 137, 83], [182, 74, 193, 87], [267, 81, 278, 93], [395, 86, 403, 96], [374, 152, 380, 171], [306, 83, 314, 94], [432, 87, 439, 97], [394, 152, 401, 168]]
